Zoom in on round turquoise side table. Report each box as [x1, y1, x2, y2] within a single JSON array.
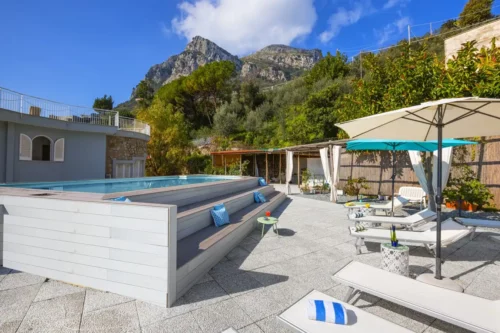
[[257, 216, 279, 237]]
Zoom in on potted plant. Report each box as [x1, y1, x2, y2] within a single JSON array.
[[343, 177, 370, 200], [443, 165, 494, 211], [300, 169, 312, 194]]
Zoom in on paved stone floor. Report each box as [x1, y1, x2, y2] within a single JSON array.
[[1, 192, 500, 333]]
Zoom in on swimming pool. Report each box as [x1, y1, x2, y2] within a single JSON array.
[[0, 175, 240, 194]]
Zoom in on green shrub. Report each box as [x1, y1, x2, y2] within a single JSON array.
[[443, 165, 494, 209], [343, 177, 370, 198]]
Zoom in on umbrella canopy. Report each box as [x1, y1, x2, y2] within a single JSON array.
[[336, 97, 500, 288], [346, 139, 476, 214], [346, 139, 476, 152]]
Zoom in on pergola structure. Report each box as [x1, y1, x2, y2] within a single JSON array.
[[210, 149, 283, 182], [210, 139, 350, 201], [278, 139, 350, 201]]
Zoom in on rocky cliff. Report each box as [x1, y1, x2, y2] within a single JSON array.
[[143, 36, 242, 92], [241, 44, 322, 82], [121, 37, 322, 107]]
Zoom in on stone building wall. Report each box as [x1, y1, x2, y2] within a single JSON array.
[[445, 20, 500, 61], [105, 136, 148, 177]]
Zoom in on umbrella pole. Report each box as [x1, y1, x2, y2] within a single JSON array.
[[435, 109, 444, 280], [391, 150, 396, 216]]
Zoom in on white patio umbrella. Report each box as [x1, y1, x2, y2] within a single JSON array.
[[336, 97, 500, 290]]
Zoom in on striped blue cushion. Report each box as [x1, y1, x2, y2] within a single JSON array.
[[258, 178, 267, 186], [307, 299, 348, 325], [211, 203, 230, 227]]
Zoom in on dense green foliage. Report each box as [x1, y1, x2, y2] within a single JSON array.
[[93, 95, 114, 110], [136, 0, 498, 176], [458, 0, 494, 27], [443, 165, 494, 209], [134, 80, 155, 108]]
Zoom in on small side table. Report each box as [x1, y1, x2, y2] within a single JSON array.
[[380, 243, 410, 277], [257, 216, 279, 237]]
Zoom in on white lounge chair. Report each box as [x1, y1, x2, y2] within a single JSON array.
[[333, 261, 500, 333], [397, 186, 427, 209], [277, 289, 412, 332], [352, 208, 436, 230], [453, 217, 500, 240], [348, 219, 472, 254]]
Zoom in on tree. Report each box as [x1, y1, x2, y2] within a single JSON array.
[[305, 51, 349, 87], [238, 81, 264, 110], [457, 0, 493, 27], [93, 95, 114, 110], [137, 99, 191, 176], [184, 61, 236, 125], [213, 103, 239, 137], [134, 80, 154, 108]]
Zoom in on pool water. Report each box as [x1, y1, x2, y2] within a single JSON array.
[[0, 175, 239, 194]]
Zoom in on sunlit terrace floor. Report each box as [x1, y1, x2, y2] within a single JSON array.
[[1, 187, 500, 333]]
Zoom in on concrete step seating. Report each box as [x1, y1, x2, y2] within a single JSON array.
[[177, 185, 275, 240], [175, 188, 286, 298]]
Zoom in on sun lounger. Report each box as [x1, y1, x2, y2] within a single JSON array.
[[348, 219, 472, 254], [333, 261, 499, 333], [352, 208, 436, 230], [453, 217, 500, 240], [277, 290, 413, 333]]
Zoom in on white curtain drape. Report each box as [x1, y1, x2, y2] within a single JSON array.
[[332, 145, 341, 202], [432, 147, 453, 193], [408, 151, 429, 194], [319, 148, 331, 185], [286, 150, 294, 194]]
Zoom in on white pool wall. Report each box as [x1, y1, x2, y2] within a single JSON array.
[[0, 194, 178, 307]]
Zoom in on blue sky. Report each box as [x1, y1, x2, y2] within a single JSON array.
[[0, 0, 497, 107]]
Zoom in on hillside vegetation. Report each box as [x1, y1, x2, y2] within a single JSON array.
[[135, 0, 499, 176]]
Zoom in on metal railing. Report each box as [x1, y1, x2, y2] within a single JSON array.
[[119, 116, 151, 136], [0, 87, 150, 136]]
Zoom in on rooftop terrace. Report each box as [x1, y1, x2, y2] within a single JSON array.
[[0, 185, 499, 333], [0, 87, 150, 136]]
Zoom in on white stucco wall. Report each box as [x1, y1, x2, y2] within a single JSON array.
[[445, 20, 500, 61]]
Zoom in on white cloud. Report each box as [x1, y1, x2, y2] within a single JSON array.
[[171, 0, 317, 55], [383, 0, 410, 10], [374, 16, 410, 46], [319, 0, 373, 43], [394, 16, 410, 33]]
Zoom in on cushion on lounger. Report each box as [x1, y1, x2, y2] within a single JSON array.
[[307, 299, 348, 325], [258, 177, 267, 186], [211, 203, 230, 227]]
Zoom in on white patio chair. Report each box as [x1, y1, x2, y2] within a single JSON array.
[[348, 219, 472, 254], [397, 186, 427, 209], [277, 289, 412, 332], [352, 208, 436, 230], [333, 261, 499, 333]]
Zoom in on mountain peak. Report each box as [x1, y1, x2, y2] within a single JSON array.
[[185, 36, 236, 59]]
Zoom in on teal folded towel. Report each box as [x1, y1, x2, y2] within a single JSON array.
[[111, 196, 131, 202], [211, 203, 230, 227]]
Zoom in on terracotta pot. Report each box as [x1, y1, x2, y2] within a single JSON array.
[[445, 201, 478, 212]]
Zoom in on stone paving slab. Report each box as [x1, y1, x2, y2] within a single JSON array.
[[18, 291, 84, 333], [0, 194, 498, 333]]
